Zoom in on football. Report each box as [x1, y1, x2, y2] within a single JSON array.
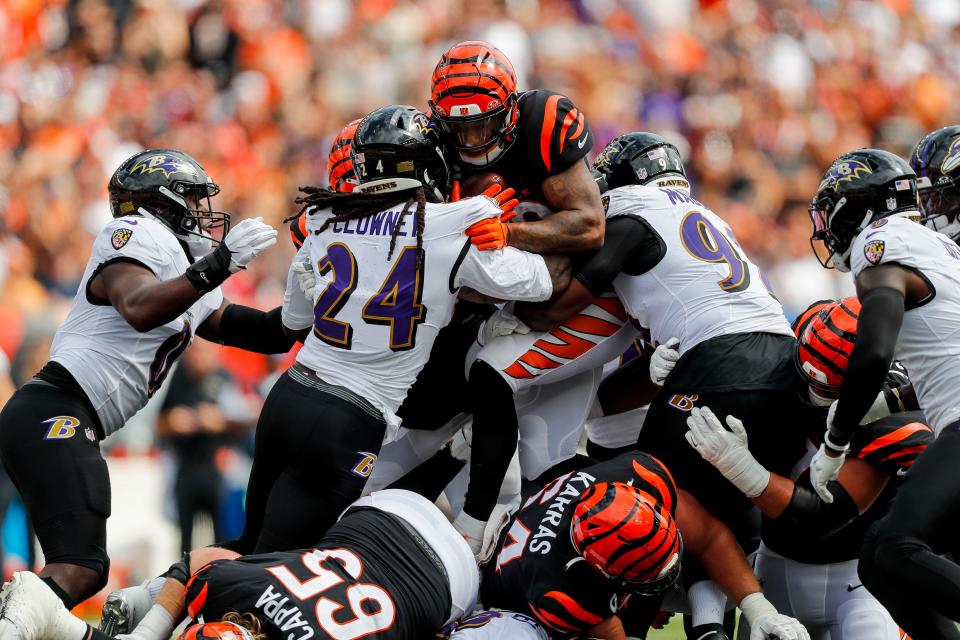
[[459, 172, 511, 198]]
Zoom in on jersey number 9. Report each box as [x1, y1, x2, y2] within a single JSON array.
[[680, 211, 751, 293]]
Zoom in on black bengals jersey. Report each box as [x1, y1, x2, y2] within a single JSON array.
[[185, 508, 450, 640], [481, 452, 677, 636], [453, 90, 594, 201], [762, 411, 933, 564]]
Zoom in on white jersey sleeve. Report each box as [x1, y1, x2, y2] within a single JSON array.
[[93, 216, 181, 279], [449, 196, 552, 301], [282, 244, 314, 331], [850, 214, 940, 277], [454, 247, 552, 301], [850, 215, 960, 432], [445, 610, 549, 640]]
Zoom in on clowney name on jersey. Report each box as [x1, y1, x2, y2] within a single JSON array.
[[49, 216, 222, 436], [283, 195, 553, 436]]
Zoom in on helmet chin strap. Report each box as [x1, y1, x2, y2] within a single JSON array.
[[137, 206, 213, 259]]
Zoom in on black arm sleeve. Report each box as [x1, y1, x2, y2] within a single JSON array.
[[779, 480, 860, 538], [830, 287, 905, 443], [572, 216, 666, 296], [218, 305, 296, 354]]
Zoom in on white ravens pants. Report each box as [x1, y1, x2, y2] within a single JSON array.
[[349, 489, 480, 624], [736, 543, 902, 640]]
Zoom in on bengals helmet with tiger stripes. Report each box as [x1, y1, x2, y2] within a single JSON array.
[[328, 118, 362, 193], [570, 482, 682, 595], [795, 296, 861, 400], [178, 621, 255, 640], [430, 40, 520, 166]]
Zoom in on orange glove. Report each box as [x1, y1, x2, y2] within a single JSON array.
[[466, 216, 510, 250], [481, 184, 519, 219]]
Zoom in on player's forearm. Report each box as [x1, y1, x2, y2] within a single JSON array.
[[115, 275, 204, 333], [507, 209, 604, 253], [831, 287, 904, 441], [751, 472, 793, 518], [694, 524, 761, 604], [583, 615, 628, 640]]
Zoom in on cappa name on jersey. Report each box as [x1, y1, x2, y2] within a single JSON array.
[[255, 585, 314, 640], [527, 471, 596, 555]]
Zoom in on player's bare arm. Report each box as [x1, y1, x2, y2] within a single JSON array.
[[582, 615, 629, 640], [675, 488, 760, 604], [510, 161, 605, 253], [827, 264, 921, 444], [753, 457, 889, 520], [92, 262, 204, 333], [517, 277, 593, 330]]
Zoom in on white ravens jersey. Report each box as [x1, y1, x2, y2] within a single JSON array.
[[443, 610, 549, 640], [287, 196, 553, 436], [851, 215, 960, 433], [49, 216, 222, 436], [604, 184, 792, 352]]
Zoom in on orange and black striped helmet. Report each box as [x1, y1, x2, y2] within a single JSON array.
[[289, 211, 308, 249], [328, 118, 362, 193], [178, 622, 255, 640], [570, 482, 682, 595], [429, 40, 519, 165], [795, 296, 861, 399]]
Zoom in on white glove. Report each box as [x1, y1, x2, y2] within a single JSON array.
[[478, 303, 531, 346], [740, 593, 810, 640], [223, 217, 278, 273], [452, 511, 486, 560], [685, 407, 770, 498], [446, 423, 472, 463], [650, 337, 680, 385], [809, 402, 850, 504], [291, 258, 316, 297]]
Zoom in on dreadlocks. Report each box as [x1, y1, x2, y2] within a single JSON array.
[[289, 186, 428, 269], [221, 611, 268, 640]]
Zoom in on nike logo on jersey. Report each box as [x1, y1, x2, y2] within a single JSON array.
[[577, 134, 588, 149], [847, 583, 864, 592], [897, 467, 909, 477]]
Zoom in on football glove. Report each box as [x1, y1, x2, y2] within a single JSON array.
[[291, 257, 316, 298], [685, 407, 769, 498], [478, 303, 531, 346], [650, 337, 680, 385], [809, 402, 850, 504], [224, 217, 278, 273], [739, 593, 811, 640]]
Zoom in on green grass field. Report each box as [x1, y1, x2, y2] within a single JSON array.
[[649, 616, 687, 638]]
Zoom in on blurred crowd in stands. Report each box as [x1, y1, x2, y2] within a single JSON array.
[[1, 0, 959, 475]]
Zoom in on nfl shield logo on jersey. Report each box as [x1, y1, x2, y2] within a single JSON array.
[[112, 228, 133, 250], [864, 239, 885, 265]]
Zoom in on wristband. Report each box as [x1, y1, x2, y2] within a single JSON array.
[[185, 242, 232, 294], [163, 552, 191, 585], [738, 592, 777, 628], [824, 430, 851, 454]]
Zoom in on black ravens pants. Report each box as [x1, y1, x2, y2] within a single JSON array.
[[859, 424, 960, 639], [236, 364, 387, 554]]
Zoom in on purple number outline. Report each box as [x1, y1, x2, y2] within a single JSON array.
[[313, 242, 358, 349], [361, 246, 427, 351], [680, 211, 751, 293], [147, 322, 192, 397]]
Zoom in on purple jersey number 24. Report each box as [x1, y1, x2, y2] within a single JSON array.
[[313, 243, 426, 351]]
